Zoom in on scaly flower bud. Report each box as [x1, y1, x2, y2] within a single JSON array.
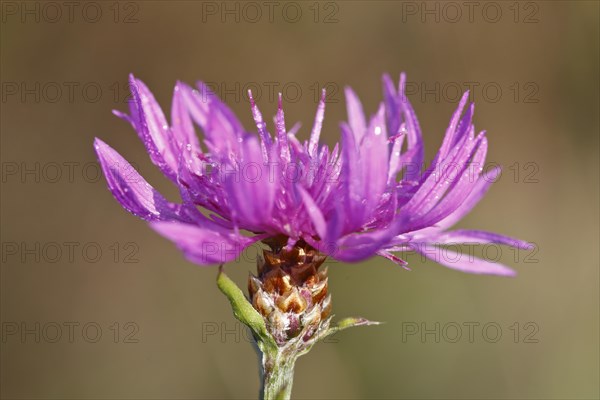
[[249, 235, 331, 347]]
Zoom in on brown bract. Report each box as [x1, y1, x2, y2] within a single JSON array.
[[248, 235, 331, 345]]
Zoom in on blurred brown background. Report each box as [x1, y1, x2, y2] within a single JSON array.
[[1, 1, 598, 399]]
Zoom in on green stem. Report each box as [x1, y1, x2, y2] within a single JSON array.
[[217, 266, 378, 399], [260, 350, 297, 400]]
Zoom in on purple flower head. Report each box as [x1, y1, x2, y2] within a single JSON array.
[[95, 73, 532, 276]]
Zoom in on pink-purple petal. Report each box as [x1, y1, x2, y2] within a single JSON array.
[[94, 138, 181, 221], [412, 244, 516, 276], [97, 73, 531, 274], [151, 221, 261, 265]]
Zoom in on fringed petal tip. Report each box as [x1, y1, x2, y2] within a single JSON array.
[[377, 251, 411, 271], [128, 73, 138, 86], [112, 109, 129, 120]]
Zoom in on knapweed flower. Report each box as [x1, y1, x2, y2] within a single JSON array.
[[95, 73, 532, 399], [95, 73, 531, 276]]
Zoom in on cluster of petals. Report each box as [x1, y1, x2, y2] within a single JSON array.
[[94, 73, 532, 276]]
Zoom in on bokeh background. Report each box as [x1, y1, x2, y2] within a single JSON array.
[[1, 1, 598, 399]]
